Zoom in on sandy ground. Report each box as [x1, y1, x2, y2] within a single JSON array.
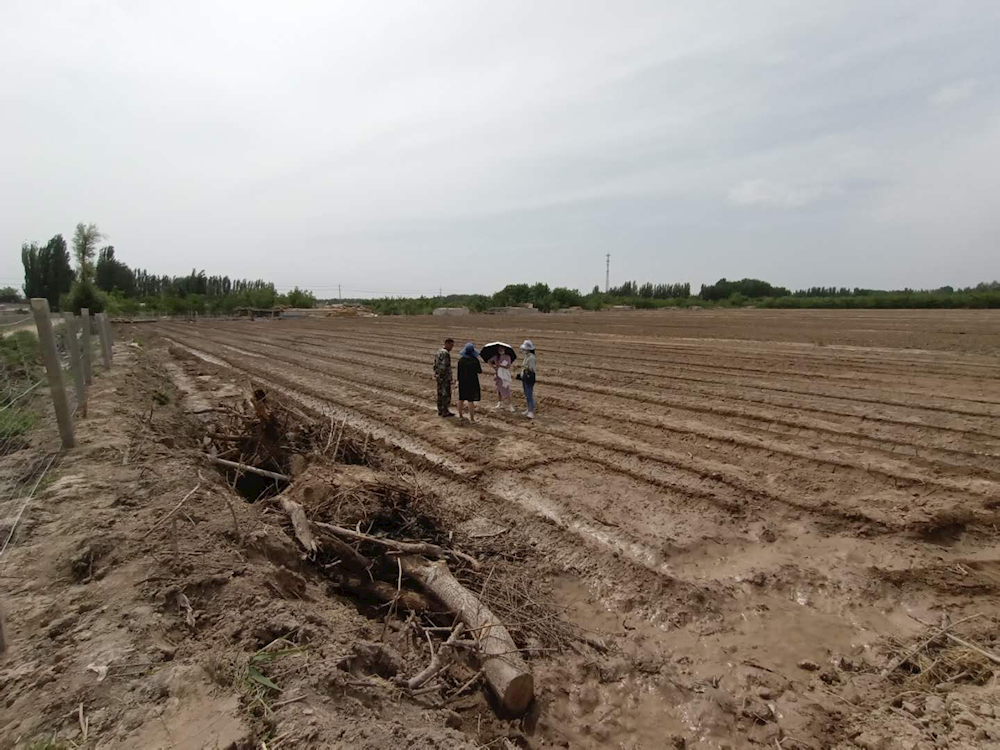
[[3, 308, 1000, 749]]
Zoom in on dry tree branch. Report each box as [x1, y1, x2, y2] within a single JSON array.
[[313, 521, 480, 570], [151, 483, 201, 531], [403, 622, 465, 690]]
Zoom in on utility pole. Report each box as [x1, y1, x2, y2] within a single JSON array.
[[338, 284, 341, 301], [605, 253, 610, 293]]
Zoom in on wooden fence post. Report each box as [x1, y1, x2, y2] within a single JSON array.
[[63, 313, 87, 417], [104, 315, 114, 351], [102, 314, 114, 362], [97, 313, 114, 367], [95, 313, 112, 369], [0, 598, 7, 654], [80, 308, 92, 385], [30, 298, 75, 450]]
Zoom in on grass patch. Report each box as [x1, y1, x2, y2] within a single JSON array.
[[239, 639, 308, 717], [0, 408, 37, 436], [0, 407, 37, 453], [26, 737, 70, 750], [0, 330, 39, 365]]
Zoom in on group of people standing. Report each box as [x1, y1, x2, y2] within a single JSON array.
[[433, 338, 537, 422]]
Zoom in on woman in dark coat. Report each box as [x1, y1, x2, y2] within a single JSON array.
[[457, 342, 483, 422]]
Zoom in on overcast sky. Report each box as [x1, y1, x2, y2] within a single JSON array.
[[2, 1, 998, 296]]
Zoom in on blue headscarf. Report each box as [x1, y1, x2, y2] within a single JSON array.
[[461, 342, 477, 358]]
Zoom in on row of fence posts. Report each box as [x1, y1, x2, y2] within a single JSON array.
[[30, 298, 115, 451], [1, 299, 114, 653], [0, 299, 113, 653]]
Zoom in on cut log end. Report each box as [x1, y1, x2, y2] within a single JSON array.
[[400, 556, 534, 715], [501, 672, 534, 714]]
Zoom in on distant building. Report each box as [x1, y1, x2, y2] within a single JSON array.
[[433, 307, 470, 316], [489, 306, 541, 316]]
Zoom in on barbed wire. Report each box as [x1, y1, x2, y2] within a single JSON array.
[[0, 380, 43, 412], [0, 453, 58, 565], [0, 314, 101, 569], [0, 320, 59, 562]]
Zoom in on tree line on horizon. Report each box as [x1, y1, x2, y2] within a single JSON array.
[[17, 224, 316, 314], [360, 277, 1000, 315], [13, 229, 1000, 315]]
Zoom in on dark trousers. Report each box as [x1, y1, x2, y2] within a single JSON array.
[[436, 378, 452, 415], [522, 379, 535, 412]]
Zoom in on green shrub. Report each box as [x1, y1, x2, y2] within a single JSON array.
[[62, 278, 107, 314], [0, 330, 40, 370]]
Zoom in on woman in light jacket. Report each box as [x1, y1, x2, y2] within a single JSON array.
[[489, 349, 514, 412]]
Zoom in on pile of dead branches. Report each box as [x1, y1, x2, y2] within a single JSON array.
[[199, 387, 587, 713], [881, 613, 1000, 686], [278, 467, 535, 714], [203, 386, 374, 498]]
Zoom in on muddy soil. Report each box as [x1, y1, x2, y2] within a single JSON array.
[[2, 309, 1000, 749], [0, 347, 561, 749]]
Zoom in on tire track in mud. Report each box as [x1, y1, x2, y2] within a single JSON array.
[[162, 341, 722, 620], [170, 325, 1000, 497], [168, 334, 961, 614], [267, 319, 1000, 423], [295, 321, 1000, 388], [164, 330, 761, 506], [159, 323, 1000, 611], [295, 331, 1000, 418], [171, 325, 1000, 496], [287, 326, 1000, 430], [163, 336, 733, 602], [277, 328, 1000, 483], [162, 327, 994, 532], [251, 329, 1000, 486], [165, 330, 859, 533], [326, 335, 1000, 464]]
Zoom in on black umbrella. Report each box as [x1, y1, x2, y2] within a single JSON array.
[[480, 341, 517, 363]]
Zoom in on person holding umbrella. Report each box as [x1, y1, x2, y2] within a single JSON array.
[[457, 342, 483, 422], [433, 337, 455, 418], [517, 339, 537, 419], [480, 342, 516, 413]]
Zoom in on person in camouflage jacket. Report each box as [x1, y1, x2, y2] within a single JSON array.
[[433, 338, 455, 417]]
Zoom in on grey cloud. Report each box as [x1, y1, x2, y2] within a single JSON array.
[[728, 180, 844, 209], [929, 79, 980, 107], [2, 1, 999, 296]]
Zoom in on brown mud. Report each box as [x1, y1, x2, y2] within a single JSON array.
[[2, 309, 999, 749]]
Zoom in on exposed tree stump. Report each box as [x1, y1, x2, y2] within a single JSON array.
[[401, 555, 534, 714]]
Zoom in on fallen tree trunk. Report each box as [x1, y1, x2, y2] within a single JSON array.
[[400, 555, 533, 714], [336, 573, 435, 614]]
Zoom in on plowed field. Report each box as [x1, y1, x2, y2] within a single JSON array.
[[148, 308, 1000, 747]]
